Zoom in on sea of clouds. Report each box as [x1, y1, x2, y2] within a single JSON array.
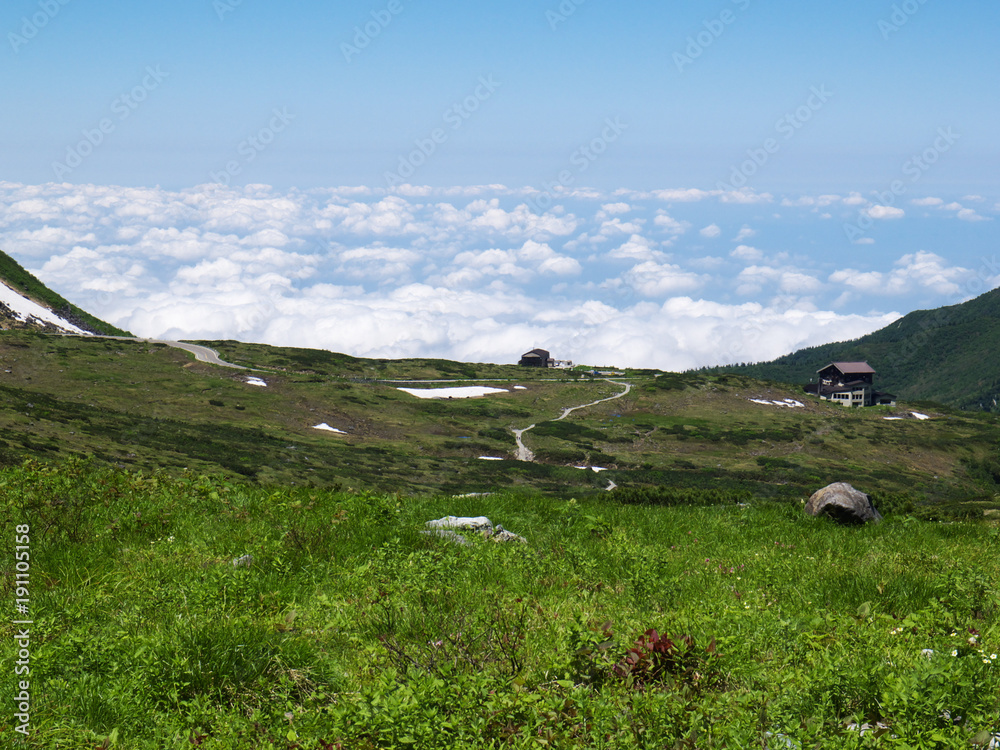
[[1, 181, 995, 370]]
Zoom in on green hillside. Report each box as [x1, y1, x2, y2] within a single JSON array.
[[0, 247, 131, 336], [700, 287, 1000, 412], [2, 330, 1000, 519]]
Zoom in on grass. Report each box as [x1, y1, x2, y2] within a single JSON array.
[[1, 459, 999, 748], [3, 330, 1000, 515]]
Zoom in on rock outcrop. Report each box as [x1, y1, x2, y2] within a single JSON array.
[[422, 515, 527, 545], [804, 482, 882, 524]]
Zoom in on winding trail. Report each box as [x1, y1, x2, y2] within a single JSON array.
[[150, 340, 248, 369], [511, 379, 632, 464], [79, 335, 250, 369], [513, 425, 536, 462]]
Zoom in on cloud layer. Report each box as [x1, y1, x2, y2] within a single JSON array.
[[1, 181, 996, 369]]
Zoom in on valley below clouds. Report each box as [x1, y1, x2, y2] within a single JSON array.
[[2, 181, 995, 369]]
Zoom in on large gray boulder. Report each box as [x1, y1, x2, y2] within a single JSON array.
[[805, 482, 882, 524]]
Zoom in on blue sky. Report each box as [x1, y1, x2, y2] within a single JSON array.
[[5, 0, 998, 191], [1, 0, 998, 367]]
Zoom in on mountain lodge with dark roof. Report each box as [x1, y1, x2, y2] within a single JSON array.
[[518, 348, 555, 367], [804, 361, 896, 407]]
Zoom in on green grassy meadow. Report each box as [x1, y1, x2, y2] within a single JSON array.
[[1, 460, 999, 748], [3, 331, 1000, 747]]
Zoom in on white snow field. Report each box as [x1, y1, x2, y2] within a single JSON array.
[[0, 280, 90, 334], [244, 377, 267, 387], [397, 386, 509, 399], [312, 423, 346, 433]]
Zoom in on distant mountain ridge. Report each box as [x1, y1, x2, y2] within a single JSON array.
[[0, 248, 129, 336], [702, 287, 1000, 412]]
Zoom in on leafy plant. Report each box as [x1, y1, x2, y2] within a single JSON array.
[[612, 629, 719, 691], [564, 616, 615, 686]]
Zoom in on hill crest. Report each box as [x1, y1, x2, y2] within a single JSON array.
[[0, 247, 129, 336]]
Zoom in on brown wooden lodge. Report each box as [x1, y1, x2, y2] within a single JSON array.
[[804, 361, 896, 407], [518, 348, 555, 367]]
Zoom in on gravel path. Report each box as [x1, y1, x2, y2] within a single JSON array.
[[511, 379, 631, 464]]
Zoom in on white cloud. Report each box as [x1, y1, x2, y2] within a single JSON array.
[[864, 205, 905, 220], [621, 261, 704, 297], [911, 197, 943, 206], [719, 189, 773, 204], [829, 251, 970, 296], [607, 234, 662, 261], [732, 225, 756, 242], [653, 211, 690, 236], [782, 197, 815, 207], [597, 202, 632, 217], [735, 265, 822, 296], [730, 244, 763, 262], [699, 224, 722, 238], [957, 208, 989, 222], [934, 202, 990, 222], [651, 188, 714, 202], [597, 217, 647, 236]]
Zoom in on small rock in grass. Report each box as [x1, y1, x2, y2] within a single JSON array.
[[424, 516, 526, 544], [426, 515, 493, 533], [491, 525, 527, 544]]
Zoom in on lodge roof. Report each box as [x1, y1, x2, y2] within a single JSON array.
[[820, 361, 876, 375]]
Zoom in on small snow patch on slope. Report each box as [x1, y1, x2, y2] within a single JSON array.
[[749, 398, 804, 408], [0, 280, 90, 334], [313, 423, 346, 434], [244, 377, 267, 387]]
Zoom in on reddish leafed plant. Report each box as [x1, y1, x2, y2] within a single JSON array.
[[612, 629, 718, 689]]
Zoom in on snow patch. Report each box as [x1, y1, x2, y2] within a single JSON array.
[[397, 386, 509, 399], [883, 417, 904, 420], [244, 377, 267, 387], [574, 466, 609, 472], [911, 412, 931, 420], [514, 385, 527, 390], [313, 423, 346, 433], [0, 279, 90, 335], [478, 456, 504, 461], [749, 398, 804, 408]]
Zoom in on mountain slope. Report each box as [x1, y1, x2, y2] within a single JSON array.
[[2, 332, 1000, 519], [702, 287, 1000, 412], [0, 247, 130, 336]]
